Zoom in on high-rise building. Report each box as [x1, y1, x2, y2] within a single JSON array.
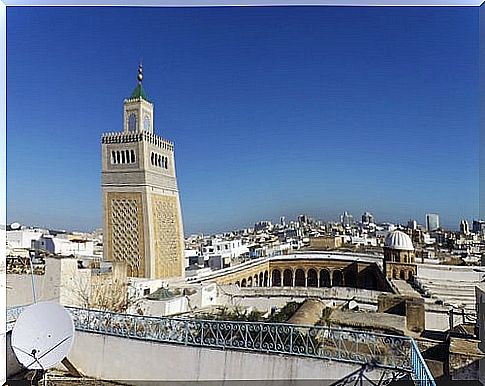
[[298, 214, 309, 225], [254, 221, 273, 232], [407, 219, 417, 230], [101, 64, 185, 279], [426, 213, 440, 232], [472, 220, 485, 235], [279, 216, 286, 227], [361, 212, 374, 224], [460, 220, 469, 235], [340, 211, 353, 227]]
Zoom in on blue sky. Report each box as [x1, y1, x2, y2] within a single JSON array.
[[7, 6, 479, 234]]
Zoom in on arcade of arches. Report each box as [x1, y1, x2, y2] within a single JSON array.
[[212, 258, 390, 292]]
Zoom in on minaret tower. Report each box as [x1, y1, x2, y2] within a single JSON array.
[[101, 64, 185, 279]]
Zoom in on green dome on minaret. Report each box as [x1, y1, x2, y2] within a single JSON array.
[[130, 63, 149, 101]]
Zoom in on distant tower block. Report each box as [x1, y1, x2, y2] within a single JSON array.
[[101, 64, 185, 279]]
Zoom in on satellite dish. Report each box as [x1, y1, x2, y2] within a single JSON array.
[[11, 302, 74, 370], [348, 300, 358, 310], [10, 222, 21, 230]]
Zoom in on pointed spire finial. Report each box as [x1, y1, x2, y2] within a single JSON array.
[[137, 62, 143, 83]]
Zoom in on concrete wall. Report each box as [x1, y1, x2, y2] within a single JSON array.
[[377, 294, 425, 334], [424, 306, 476, 332], [68, 331, 383, 382], [417, 265, 485, 282], [216, 286, 382, 313], [7, 257, 91, 308], [135, 297, 189, 316], [425, 310, 450, 332], [233, 286, 383, 301]]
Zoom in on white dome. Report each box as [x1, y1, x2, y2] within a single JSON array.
[[384, 230, 414, 251]]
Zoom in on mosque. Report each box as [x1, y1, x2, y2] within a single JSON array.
[[101, 65, 418, 292], [190, 229, 417, 292]]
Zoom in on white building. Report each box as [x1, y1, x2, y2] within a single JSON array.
[[32, 235, 94, 257], [185, 249, 199, 268], [202, 238, 248, 261], [6, 228, 43, 250], [128, 277, 168, 299], [423, 234, 436, 245], [351, 236, 377, 247], [375, 223, 396, 239]]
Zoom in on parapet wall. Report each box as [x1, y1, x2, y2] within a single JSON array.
[[102, 131, 174, 152], [68, 330, 378, 382]]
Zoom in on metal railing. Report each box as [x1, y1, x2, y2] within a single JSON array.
[[410, 340, 436, 386], [7, 305, 436, 386], [67, 307, 411, 369]]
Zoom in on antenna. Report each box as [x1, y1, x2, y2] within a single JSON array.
[[28, 249, 37, 303], [11, 302, 74, 374]]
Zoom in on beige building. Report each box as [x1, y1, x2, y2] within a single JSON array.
[[309, 235, 344, 250], [102, 64, 185, 279]]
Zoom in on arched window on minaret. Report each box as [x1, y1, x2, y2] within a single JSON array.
[[128, 113, 137, 132], [158, 154, 161, 167], [164, 157, 168, 169], [111, 151, 116, 164], [126, 150, 130, 163], [116, 151, 120, 164], [161, 156, 165, 168], [121, 151, 126, 164], [130, 149, 135, 163]]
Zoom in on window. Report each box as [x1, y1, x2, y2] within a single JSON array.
[[111, 149, 137, 164], [150, 152, 170, 169], [143, 288, 150, 296], [128, 113, 137, 131]]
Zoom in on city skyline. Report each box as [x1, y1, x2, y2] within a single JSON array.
[[7, 6, 479, 234], [7, 210, 470, 235]]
